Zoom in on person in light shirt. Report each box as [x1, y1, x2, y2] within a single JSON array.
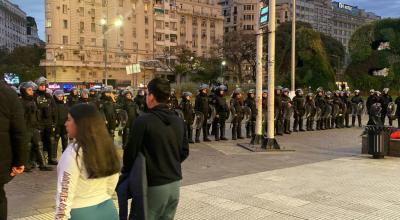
[[55, 104, 120, 220]]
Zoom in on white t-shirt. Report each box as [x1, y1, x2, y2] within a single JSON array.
[[55, 142, 119, 220]]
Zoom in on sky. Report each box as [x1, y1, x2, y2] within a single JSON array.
[[9, 0, 400, 41]]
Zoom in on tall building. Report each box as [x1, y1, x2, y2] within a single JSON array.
[[40, 0, 224, 88], [26, 16, 44, 46], [0, 0, 27, 51]]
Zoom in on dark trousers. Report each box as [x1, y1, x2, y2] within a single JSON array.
[[293, 114, 304, 131], [27, 129, 46, 167], [232, 119, 243, 139], [39, 126, 56, 163], [212, 117, 226, 140], [352, 115, 362, 127], [55, 125, 68, 152], [122, 127, 130, 148], [246, 120, 255, 138], [0, 184, 6, 220], [381, 115, 393, 126], [186, 123, 193, 141], [195, 120, 209, 141], [276, 117, 284, 135]]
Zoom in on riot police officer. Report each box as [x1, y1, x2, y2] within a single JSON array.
[[292, 89, 306, 132], [79, 89, 90, 104], [168, 88, 179, 110], [332, 91, 343, 128], [230, 88, 244, 140], [381, 88, 393, 125], [342, 91, 352, 128], [324, 91, 333, 129], [351, 90, 364, 127], [245, 89, 257, 139], [121, 89, 140, 146], [67, 87, 80, 107], [281, 88, 292, 134], [19, 81, 53, 171], [275, 86, 284, 135], [305, 93, 316, 131], [366, 89, 376, 114], [134, 89, 147, 113], [53, 90, 69, 152], [180, 92, 195, 143], [34, 76, 57, 165], [194, 84, 211, 143], [262, 90, 268, 134], [99, 87, 118, 137], [212, 85, 229, 141], [315, 88, 326, 130]]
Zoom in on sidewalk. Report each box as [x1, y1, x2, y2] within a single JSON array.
[[15, 155, 400, 220]]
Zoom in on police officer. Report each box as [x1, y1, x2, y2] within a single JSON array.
[[121, 89, 140, 146], [134, 89, 147, 113], [67, 87, 80, 107], [230, 88, 244, 140], [381, 88, 393, 125], [19, 81, 53, 171], [281, 88, 292, 134], [305, 93, 316, 131], [212, 85, 229, 141], [395, 91, 400, 128], [180, 92, 195, 144], [315, 88, 325, 130], [351, 90, 364, 127], [275, 86, 284, 135], [342, 91, 352, 128], [34, 76, 58, 165], [53, 90, 69, 152], [324, 91, 333, 129], [168, 88, 179, 110], [262, 89, 268, 134], [245, 89, 257, 139], [78, 89, 90, 104], [292, 89, 306, 132], [332, 91, 343, 128], [99, 87, 118, 137], [366, 89, 376, 115], [194, 84, 211, 143]]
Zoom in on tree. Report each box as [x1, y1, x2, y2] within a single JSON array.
[[161, 46, 198, 84]]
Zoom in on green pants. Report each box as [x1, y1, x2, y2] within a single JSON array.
[[148, 181, 180, 220], [70, 199, 118, 220]]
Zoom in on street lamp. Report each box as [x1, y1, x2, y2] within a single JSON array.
[[221, 60, 226, 82], [100, 17, 123, 86]]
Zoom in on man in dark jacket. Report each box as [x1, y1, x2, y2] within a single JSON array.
[[167, 89, 179, 110], [315, 88, 325, 130], [244, 89, 257, 139], [230, 88, 244, 140], [366, 89, 376, 115], [34, 76, 58, 165], [351, 90, 364, 127], [275, 86, 283, 135], [292, 89, 306, 132], [121, 90, 140, 147], [0, 79, 28, 219], [281, 88, 292, 134], [212, 85, 229, 141], [134, 89, 147, 113], [53, 90, 69, 152], [194, 84, 211, 143], [122, 78, 189, 220], [66, 87, 80, 107], [180, 92, 195, 143], [381, 88, 393, 126], [99, 87, 118, 137]]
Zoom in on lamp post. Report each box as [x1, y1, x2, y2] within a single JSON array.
[[290, 0, 296, 98], [221, 60, 226, 82], [100, 16, 123, 86]]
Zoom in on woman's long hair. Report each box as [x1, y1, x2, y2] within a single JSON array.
[[69, 104, 120, 178]]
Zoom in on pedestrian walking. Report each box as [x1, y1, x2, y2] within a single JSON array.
[[55, 104, 120, 220], [0, 78, 28, 220], [120, 78, 189, 220]]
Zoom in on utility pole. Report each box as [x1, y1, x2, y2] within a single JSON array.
[[253, 16, 264, 145], [290, 0, 296, 97], [265, 0, 280, 149]]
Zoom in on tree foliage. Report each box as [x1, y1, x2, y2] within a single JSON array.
[[0, 45, 45, 82], [346, 18, 400, 91]]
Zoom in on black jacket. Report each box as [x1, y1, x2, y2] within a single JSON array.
[[245, 96, 257, 119], [54, 99, 69, 127], [292, 95, 305, 115], [194, 92, 209, 115], [179, 99, 194, 124], [213, 94, 229, 119], [0, 80, 27, 184], [122, 104, 189, 186], [67, 94, 80, 107], [381, 94, 392, 113], [134, 95, 147, 112], [366, 95, 377, 113], [351, 95, 363, 105], [20, 94, 39, 129], [34, 90, 56, 127], [99, 95, 117, 130], [122, 98, 140, 128], [168, 95, 179, 110], [395, 96, 400, 116]]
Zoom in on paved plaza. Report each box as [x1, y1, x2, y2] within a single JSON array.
[[7, 125, 400, 219]]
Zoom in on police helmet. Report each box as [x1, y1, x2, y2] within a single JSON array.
[[199, 83, 209, 91], [81, 89, 89, 97], [19, 81, 38, 91], [233, 88, 242, 95], [89, 87, 97, 92], [35, 76, 48, 86], [369, 89, 375, 94], [375, 91, 381, 96], [296, 89, 303, 95], [307, 93, 313, 97], [276, 86, 283, 91], [282, 88, 290, 93], [217, 84, 227, 91], [316, 87, 324, 93], [53, 89, 65, 97], [262, 89, 268, 94], [326, 91, 332, 96], [102, 86, 113, 93], [354, 90, 360, 94], [383, 88, 389, 94], [248, 89, 255, 94], [183, 91, 193, 97]]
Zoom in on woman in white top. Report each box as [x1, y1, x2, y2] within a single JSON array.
[[55, 104, 120, 220]]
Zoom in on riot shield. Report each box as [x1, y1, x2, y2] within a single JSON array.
[[315, 107, 323, 120], [116, 109, 128, 131], [174, 109, 185, 119], [387, 102, 397, 120], [242, 106, 252, 123], [323, 104, 332, 119], [192, 111, 205, 129], [282, 101, 293, 120], [207, 105, 216, 124], [357, 102, 365, 116], [332, 104, 339, 118]]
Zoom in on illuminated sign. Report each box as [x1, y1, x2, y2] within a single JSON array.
[[126, 64, 141, 75], [3, 73, 20, 85], [48, 83, 61, 89], [338, 2, 352, 11], [260, 6, 269, 25]]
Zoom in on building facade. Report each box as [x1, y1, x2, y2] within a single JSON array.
[[0, 0, 27, 51], [41, 0, 223, 88], [26, 16, 44, 46]]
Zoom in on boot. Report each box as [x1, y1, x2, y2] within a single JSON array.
[[293, 117, 298, 132], [358, 115, 362, 127], [232, 124, 237, 140], [316, 120, 321, 130], [220, 123, 228, 141], [352, 116, 356, 127], [237, 123, 244, 139], [284, 120, 291, 134], [214, 123, 220, 141], [299, 118, 306, 131], [188, 127, 194, 143], [195, 129, 201, 143], [246, 123, 251, 138], [310, 119, 315, 131], [321, 119, 326, 130]]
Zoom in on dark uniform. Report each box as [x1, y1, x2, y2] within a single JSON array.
[[332, 91, 343, 128], [275, 87, 283, 135], [34, 77, 57, 165], [194, 85, 211, 142], [292, 89, 306, 132], [53, 90, 69, 153], [230, 89, 244, 140], [121, 91, 140, 147], [262, 90, 268, 134], [281, 88, 292, 134], [315, 89, 326, 130], [324, 92, 333, 129], [395, 95, 400, 128], [244, 90, 257, 138], [134, 90, 147, 113], [99, 90, 118, 137], [66, 88, 80, 107], [381, 88, 393, 126], [19, 82, 52, 171], [351, 90, 364, 127], [180, 92, 195, 143], [168, 90, 179, 110], [342, 91, 352, 128], [305, 93, 316, 131], [366, 90, 377, 115], [212, 85, 229, 141]]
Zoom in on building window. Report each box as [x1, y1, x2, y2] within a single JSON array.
[[234, 6, 237, 14], [132, 28, 136, 38], [62, 5, 68, 14], [170, 34, 177, 43], [145, 16, 148, 24], [47, 35, 51, 43], [156, 33, 163, 41], [91, 23, 96, 32], [145, 29, 149, 39], [144, 3, 148, 12], [227, 17, 230, 23], [79, 7, 84, 16], [90, 9, 95, 17], [62, 36, 68, 45], [91, 38, 96, 46], [119, 0, 123, 7], [80, 22, 84, 33], [180, 16, 185, 24], [46, 19, 52, 28], [80, 37, 84, 45], [63, 20, 68, 29]]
